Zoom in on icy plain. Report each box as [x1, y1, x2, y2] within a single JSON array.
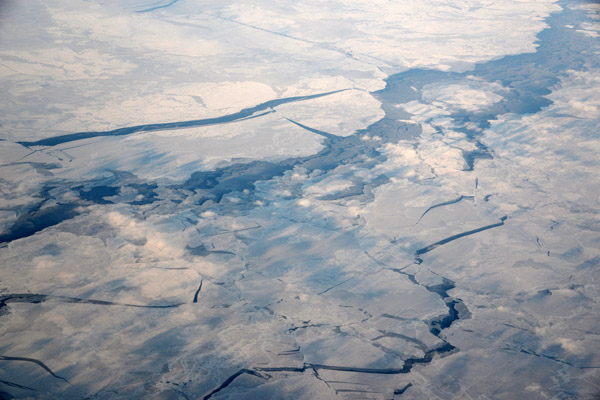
[[1, 0, 599, 399]]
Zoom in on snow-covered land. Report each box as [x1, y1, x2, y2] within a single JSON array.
[[1, 0, 599, 398]]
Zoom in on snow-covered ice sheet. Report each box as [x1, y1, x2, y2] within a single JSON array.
[[1, 0, 600, 399]]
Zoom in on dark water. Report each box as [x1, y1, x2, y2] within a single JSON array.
[[77, 185, 120, 204], [191, 2, 599, 397], [415, 216, 508, 256], [0, 203, 79, 245], [17, 90, 347, 147]]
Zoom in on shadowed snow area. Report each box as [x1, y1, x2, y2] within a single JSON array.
[[1, 0, 600, 399]]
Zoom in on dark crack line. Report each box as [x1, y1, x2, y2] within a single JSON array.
[[187, 244, 235, 257], [200, 12, 392, 72], [0, 161, 61, 170], [17, 90, 347, 147], [136, 0, 180, 13], [415, 216, 507, 256], [287, 323, 327, 334], [277, 347, 300, 356], [202, 369, 270, 400], [0, 356, 69, 384], [391, 267, 466, 342], [394, 383, 413, 396], [197, 224, 262, 238], [336, 389, 381, 394], [193, 280, 203, 303], [416, 195, 474, 224], [379, 313, 418, 322], [327, 380, 369, 386], [283, 117, 339, 140], [0, 294, 183, 311], [370, 253, 466, 376], [373, 331, 429, 353], [318, 276, 355, 295], [202, 345, 456, 399], [235, 109, 277, 123], [505, 346, 574, 367], [311, 368, 340, 398], [0, 379, 37, 391]]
